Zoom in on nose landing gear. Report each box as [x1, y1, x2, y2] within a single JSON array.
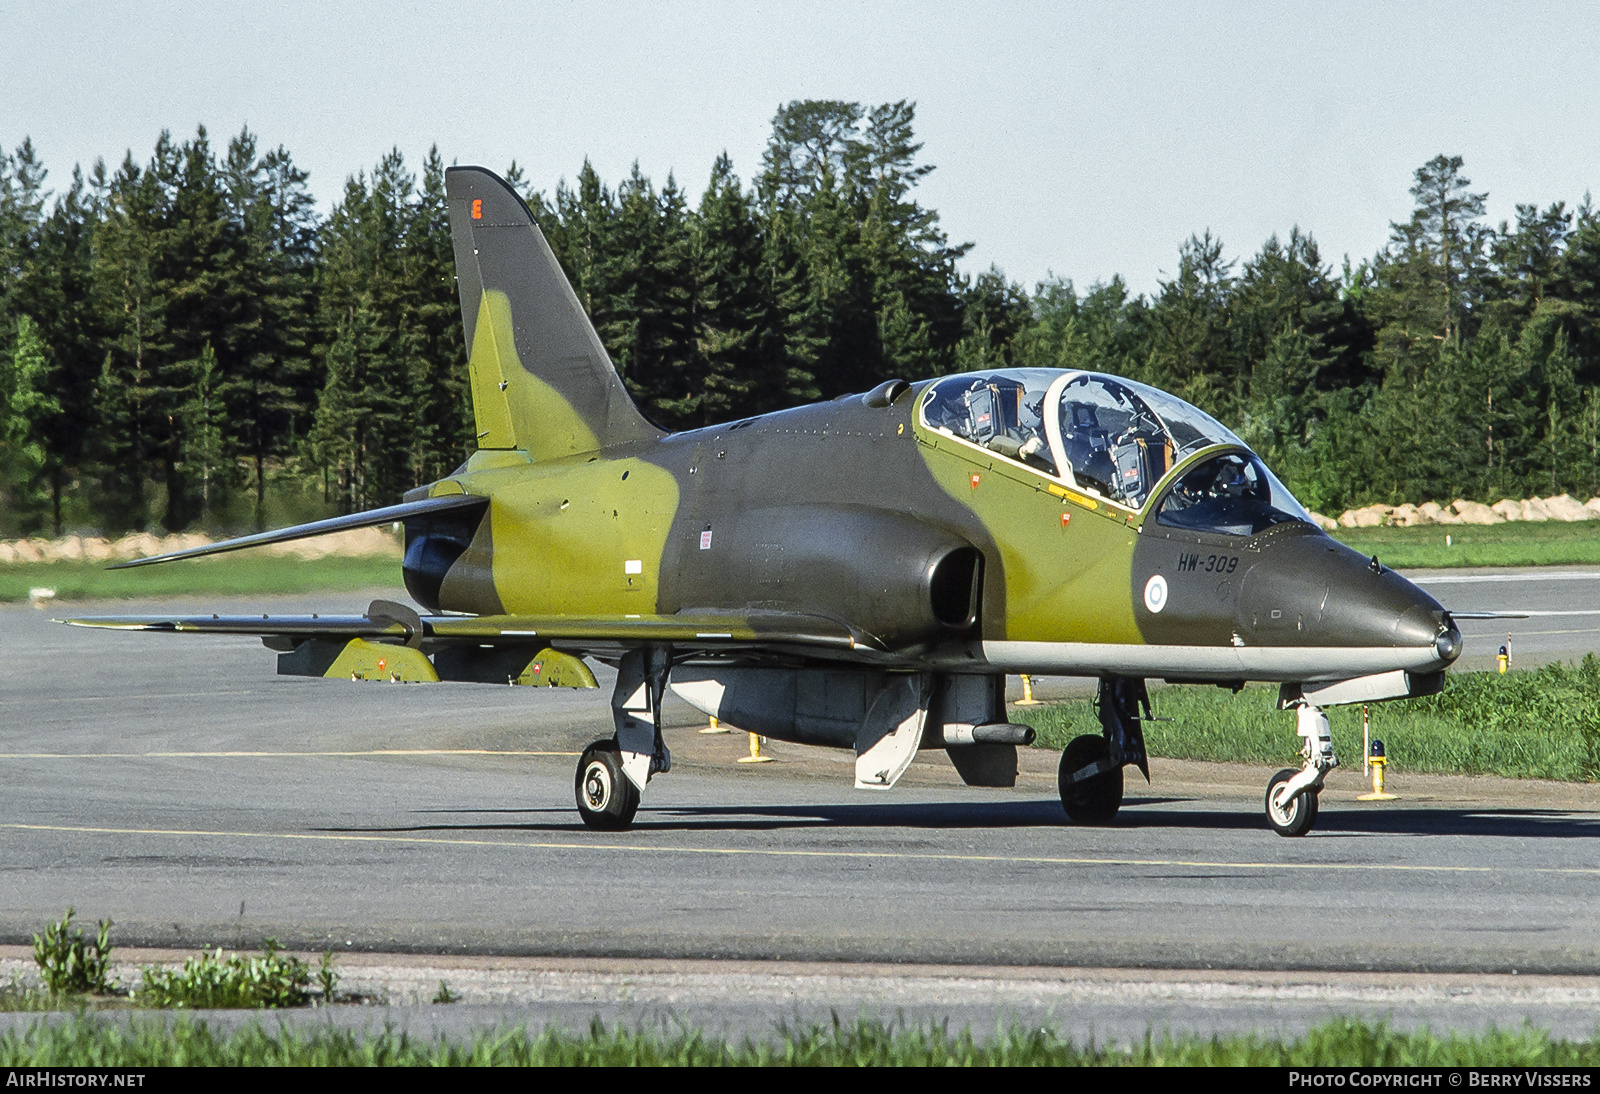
[[1264, 702, 1337, 837], [1265, 767, 1319, 836]]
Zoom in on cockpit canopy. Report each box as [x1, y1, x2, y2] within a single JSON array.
[[920, 368, 1315, 532]]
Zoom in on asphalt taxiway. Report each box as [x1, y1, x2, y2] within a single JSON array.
[[0, 568, 1596, 1037], [1409, 565, 1600, 671]]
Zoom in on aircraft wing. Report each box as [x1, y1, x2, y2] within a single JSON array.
[[61, 605, 877, 655], [427, 611, 875, 651]]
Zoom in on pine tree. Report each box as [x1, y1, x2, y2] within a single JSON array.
[[182, 343, 227, 520], [0, 315, 59, 531], [1011, 276, 1085, 370], [0, 138, 49, 351], [1369, 155, 1491, 387], [310, 151, 421, 510], [685, 153, 766, 426], [856, 101, 966, 378], [1145, 231, 1238, 413], [26, 164, 103, 532], [90, 349, 144, 530], [91, 149, 167, 529], [1488, 202, 1572, 326], [955, 266, 1030, 370], [1557, 196, 1600, 378], [601, 164, 694, 423], [406, 147, 470, 482], [220, 129, 319, 526]]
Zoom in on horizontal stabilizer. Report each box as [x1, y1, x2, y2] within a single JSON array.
[[61, 608, 875, 655], [61, 613, 410, 640], [107, 494, 487, 569]]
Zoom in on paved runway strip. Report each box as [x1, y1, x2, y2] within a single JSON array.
[[2, 585, 1598, 1036], [7, 952, 1600, 1042]]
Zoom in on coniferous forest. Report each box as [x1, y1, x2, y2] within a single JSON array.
[[3, 100, 1600, 536]]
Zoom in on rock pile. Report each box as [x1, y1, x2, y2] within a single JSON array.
[[1305, 494, 1600, 532], [0, 526, 401, 565]]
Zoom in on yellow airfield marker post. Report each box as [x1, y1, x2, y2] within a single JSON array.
[[1014, 674, 1042, 706], [700, 715, 732, 735], [736, 732, 773, 764], [1358, 738, 1398, 801]]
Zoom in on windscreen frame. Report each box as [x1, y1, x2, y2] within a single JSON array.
[[1149, 444, 1321, 539], [918, 369, 1305, 526]]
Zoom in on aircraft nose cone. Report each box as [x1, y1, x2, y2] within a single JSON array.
[[1396, 601, 1444, 648], [1244, 534, 1451, 654], [1434, 618, 1463, 664]]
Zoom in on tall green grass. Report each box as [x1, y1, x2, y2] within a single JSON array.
[[1032, 659, 1600, 782], [0, 1015, 1591, 1066], [0, 553, 402, 603], [1332, 519, 1600, 569]]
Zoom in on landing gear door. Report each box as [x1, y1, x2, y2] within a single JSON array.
[[855, 674, 931, 790]]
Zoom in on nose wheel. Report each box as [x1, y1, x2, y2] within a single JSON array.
[[575, 740, 640, 831], [1265, 767, 1319, 837]]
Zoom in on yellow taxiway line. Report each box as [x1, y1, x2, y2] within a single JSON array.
[[4, 821, 1599, 877], [0, 749, 580, 759]]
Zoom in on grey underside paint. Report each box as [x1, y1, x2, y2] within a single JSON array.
[[980, 640, 1447, 682]]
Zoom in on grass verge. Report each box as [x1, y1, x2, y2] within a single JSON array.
[[0, 1015, 1593, 1066], [8, 915, 339, 1012], [0, 553, 402, 603], [1331, 519, 1600, 569], [137, 943, 315, 1009], [1031, 660, 1600, 782]]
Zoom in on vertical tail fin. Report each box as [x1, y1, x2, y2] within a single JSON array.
[[445, 166, 662, 459]]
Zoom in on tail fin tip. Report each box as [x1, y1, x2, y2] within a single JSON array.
[[445, 165, 660, 460]]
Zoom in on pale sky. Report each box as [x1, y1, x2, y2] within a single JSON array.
[[4, 1, 1598, 296]]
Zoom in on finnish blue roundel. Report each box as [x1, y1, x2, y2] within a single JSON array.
[[1143, 574, 1168, 614]]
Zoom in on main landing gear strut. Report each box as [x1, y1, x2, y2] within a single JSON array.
[[575, 646, 672, 831], [1057, 676, 1150, 825], [1264, 702, 1337, 837]]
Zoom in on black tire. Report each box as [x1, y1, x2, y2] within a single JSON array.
[[1058, 734, 1123, 825], [1265, 767, 1318, 837], [575, 739, 640, 831]]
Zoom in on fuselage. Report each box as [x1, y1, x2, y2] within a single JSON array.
[[407, 368, 1461, 684]]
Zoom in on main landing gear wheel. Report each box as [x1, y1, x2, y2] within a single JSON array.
[[1058, 734, 1123, 825], [576, 739, 640, 832], [1265, 768, 1319, 837]]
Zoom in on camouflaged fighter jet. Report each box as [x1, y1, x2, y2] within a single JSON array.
[[66, 165, 1466, 838]]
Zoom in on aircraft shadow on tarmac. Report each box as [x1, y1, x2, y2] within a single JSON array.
[[318, 799, 1600, 839]]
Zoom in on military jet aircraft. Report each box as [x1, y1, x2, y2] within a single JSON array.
[[66, 165, 1465, 838]]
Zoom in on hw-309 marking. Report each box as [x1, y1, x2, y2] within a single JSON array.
[[1176, 552, 1238, 574]]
